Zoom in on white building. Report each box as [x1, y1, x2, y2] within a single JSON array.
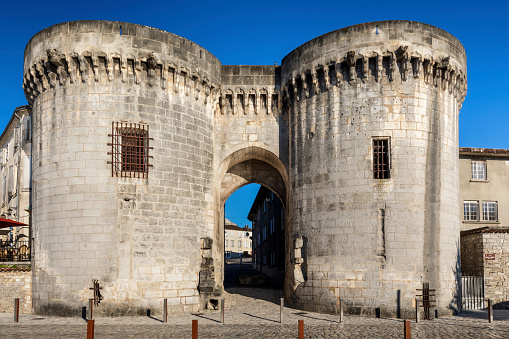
[[0, 106, 32, 261], [224, 219, 252, 258]]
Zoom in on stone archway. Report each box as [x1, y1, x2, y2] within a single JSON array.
[[198, 147, 290, 307]]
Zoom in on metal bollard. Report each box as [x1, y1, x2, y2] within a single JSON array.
[[240, 256, 243, 269], [88, 298, 93, 320], [280, 297, 284, 324], [87, 319, 95, 339], [339, 298, 343, 323], [192, 319, 198, 339], [488, 299, 493, 323], [14, 298, 19, 323], [404, 320, 411, 339], [221, 298, 225, 324], [163, 298, 167, 323], [415, 298, 419, 323], [298, 319, 304, 339]]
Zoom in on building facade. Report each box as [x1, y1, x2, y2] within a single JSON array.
[[248, 186, 285, 287], [460, 148, 509, 231], [224, 219, 251, 258], [459, 147, 509, 309], [21, 20, 466, 317], [0, 106, 32, 261]]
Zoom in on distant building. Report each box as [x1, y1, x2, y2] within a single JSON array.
[[459, 148, 509, 309], [248, 186, 284, 286], [224, 219, 252, 258], [0, 106, 32, 261]]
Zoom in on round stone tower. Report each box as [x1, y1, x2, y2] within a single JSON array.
[[23, 21, 221, 315], [281, 21, 466, 317]]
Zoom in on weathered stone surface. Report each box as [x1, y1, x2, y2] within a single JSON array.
[[22, 20, 466, 317], [0, 269, 31, 313]]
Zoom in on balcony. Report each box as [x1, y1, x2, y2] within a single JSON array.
[[0, 240, 30, 262]]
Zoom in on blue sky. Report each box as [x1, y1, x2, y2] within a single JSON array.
[[1, 0, 507, 228]]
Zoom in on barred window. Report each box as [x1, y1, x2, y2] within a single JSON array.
[[463, 201, 478, 221], [109, 122, 152, 178], [482, 201, 498, 221], [471, 161, 487, 180], [373, 138, 390, 179]]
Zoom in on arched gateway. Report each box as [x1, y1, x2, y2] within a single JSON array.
[[23, 20, 466, 317]]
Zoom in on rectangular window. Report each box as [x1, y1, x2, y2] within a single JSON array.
[[482, 201, 498, 221], [373, 138, 390, 179], [463, 201, 478, 221], [471, 161, 487, 180], [238, 232, 241, 238], [225, 251, 231, 258], [262, 226, 266, 241], [225, 240, 228, 247], [231, 231, 234, 237], [270, 251, 276, 267], [238, 240, 242, 247], [262, 254, 267, 265], [270, 217, 275, 235], [231, 240, 234, 247], [110, 122, 151, 178]]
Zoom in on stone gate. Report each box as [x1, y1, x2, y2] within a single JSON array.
[[23, 20, 466, 317]]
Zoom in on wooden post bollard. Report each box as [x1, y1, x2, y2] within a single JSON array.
[[221, 298, 225, 324], [14, 298, 19, 323], [280, 297, 284, 324], [488, 299, 493, 323], [415, 298, 419, 323], [404, 320, 411, 339], [88, 298, 93, 320], [298, 319, 304, 339], [192, 319, 198, 339], [339, 298, 343, 323], [163, 298, 167, 323], [87, 319, 95, 339]]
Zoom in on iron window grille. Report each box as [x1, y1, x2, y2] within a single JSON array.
[[109, 122, 153, 178], [471, 161, 487, 180], [373, 138, 391, 179]]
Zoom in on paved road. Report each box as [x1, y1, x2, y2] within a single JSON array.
[[2, 265, 508, 338]]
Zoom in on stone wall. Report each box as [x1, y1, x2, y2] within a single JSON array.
[[461, 230, 509, 309], [0, 268, 31, 313], [482, 232, 509, 309], [460, 232, 484, 276]]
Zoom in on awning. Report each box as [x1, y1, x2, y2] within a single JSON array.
[[0, 218, 28, 229]]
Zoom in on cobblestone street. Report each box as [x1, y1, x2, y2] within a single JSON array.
[[2, 264, 509, 339], [1, 291, 509, 338]]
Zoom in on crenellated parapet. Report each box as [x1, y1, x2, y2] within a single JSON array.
[[23, 49, 219, 106], [281, 45, 467, 109], [23, 21, 222, 108], [217, 86, 281, 116], [217, 65, 282, 116]]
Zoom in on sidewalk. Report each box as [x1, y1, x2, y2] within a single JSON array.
[[2, 287, 509, 338]]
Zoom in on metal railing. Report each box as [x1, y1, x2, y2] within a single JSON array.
[[462, 275, 485, 310], [0, 241, 31, 262]]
